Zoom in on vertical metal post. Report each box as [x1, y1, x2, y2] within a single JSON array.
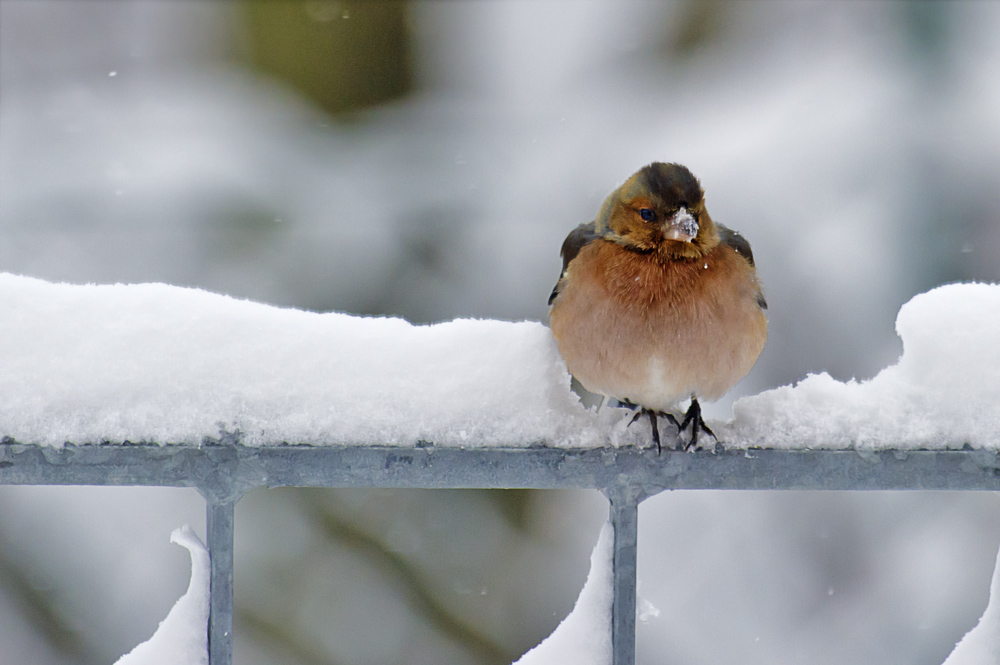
[[609, 490, 639, 665], [206, 496, 237, 665]]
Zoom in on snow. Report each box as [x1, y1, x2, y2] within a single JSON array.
[[728, 283, 1000, 450], [1, 4, 998, 664], [112, 521, 612, 665], [3, 271, 997, 662], [513, 521, 613, 665], [111, 515, 1000, 665], [0, 272, 597, 447], [1, 274, 998, 450], [941, 541, 1000, 665], [114, 525, 209, 665]]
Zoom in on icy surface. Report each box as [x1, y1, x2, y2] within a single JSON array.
[[114, 525, 209, 665], [0, 273, 598, 447], [513, 521, 613, 665], [941, 540, 1000, 665], [728, 283, 1000, 449]]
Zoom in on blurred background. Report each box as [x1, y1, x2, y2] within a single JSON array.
[[1, 1, 999, 664]]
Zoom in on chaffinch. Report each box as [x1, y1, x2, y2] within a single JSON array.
[[548, 162, 767, 452]]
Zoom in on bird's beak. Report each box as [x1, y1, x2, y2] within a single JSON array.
[[663, 207, 699, 242]]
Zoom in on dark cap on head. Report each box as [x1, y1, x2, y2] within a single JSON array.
[[639, 162, 704, 209]]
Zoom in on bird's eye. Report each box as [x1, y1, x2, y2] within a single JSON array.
[[639, 208, 655, 221]]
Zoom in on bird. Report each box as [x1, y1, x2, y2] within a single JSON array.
[[548, 162, 767, 452]]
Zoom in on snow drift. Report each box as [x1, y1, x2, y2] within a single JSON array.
[[0, 273, 596, 447], [114, 526, 209, 665], [728, 282, 1000, 450], [1, 274, 998, 450]]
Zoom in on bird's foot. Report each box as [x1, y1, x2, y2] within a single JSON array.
[[675, 398, 717, 451], [626, 407, 663, 455]]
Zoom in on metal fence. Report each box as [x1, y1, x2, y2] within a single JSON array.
[[2, 437, 999, 665]]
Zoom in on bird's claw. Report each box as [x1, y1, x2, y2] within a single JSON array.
[[626, 407, 662, 455], [622, 399, 717, 454], [674, 398, 717, 451]]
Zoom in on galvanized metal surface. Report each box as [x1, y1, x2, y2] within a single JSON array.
[[607, 490, 640, 665], [206, 499, 236, 665], [2, 440, 998, 665], [2, 442, 998, 493]]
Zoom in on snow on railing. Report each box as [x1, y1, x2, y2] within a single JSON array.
[[2, 274, 999, 665]]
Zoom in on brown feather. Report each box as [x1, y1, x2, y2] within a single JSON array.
[[549, 238, 766, 410]]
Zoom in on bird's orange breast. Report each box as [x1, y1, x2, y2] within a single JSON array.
[[549, 240, 766, 411]]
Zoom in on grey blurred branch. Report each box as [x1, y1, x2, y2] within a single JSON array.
[[236, 605, 343, 665], [0, 536, 102, 665], [296, 490, 514, 665]]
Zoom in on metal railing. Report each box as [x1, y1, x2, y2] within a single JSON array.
[[2, 437, 998, 665]]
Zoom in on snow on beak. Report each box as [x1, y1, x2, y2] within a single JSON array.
[[664, 207, 699, 242]]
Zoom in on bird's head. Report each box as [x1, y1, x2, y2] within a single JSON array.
[[595, 162, 719, 260]]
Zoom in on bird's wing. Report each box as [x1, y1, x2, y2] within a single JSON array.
[[548, 220, 600, 305], [718, 223, 768, 310], [717, 224, 755, 266]]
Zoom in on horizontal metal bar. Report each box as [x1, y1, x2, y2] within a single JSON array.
[[1, 441, 997, 494]]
